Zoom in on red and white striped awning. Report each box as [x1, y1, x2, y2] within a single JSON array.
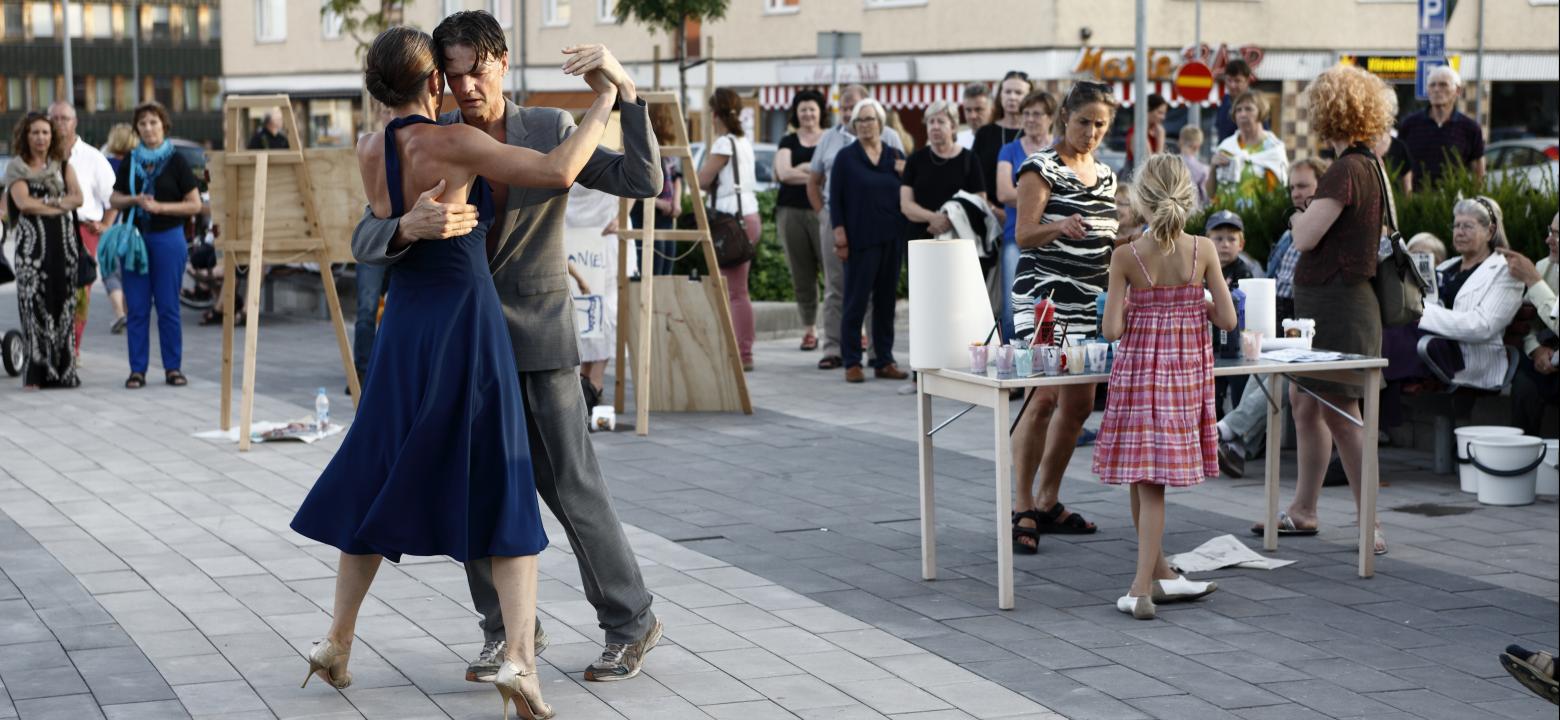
[[1110, 79, 1226, 108], [759, 83, 965, 111]]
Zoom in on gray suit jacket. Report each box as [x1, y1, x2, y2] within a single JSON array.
[[352, 97, 661, 372]]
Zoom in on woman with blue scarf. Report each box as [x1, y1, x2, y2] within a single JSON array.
[[108, 102, 202, 389]]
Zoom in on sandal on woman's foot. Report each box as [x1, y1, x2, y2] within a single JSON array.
[[1501, 645, 1559, 705], [1250, 512, 1319, 537], [817, 355, 843, 370], [1035, 502, 1097, 535], [165, 370, 188, 387], [1012, 510, 1042, 555], [200, 309, 223, 326], [125, 373, 145, 389], [799, 332, 818, 351]]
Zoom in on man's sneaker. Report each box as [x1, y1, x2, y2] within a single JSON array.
[[465, 640, 505, 683], [464, 626, 550, 683], [1217, 440, 1246, 478], [584, 619, 663, 682]]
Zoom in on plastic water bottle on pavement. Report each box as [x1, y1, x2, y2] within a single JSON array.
[[315, 388, 330, 430]]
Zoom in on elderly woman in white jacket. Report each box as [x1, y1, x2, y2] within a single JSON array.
[[1418, 196, 1526, 389]]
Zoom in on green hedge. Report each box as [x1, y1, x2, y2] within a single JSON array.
[[1190, 164, 1558, 266]]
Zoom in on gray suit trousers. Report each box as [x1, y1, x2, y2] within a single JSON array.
[[465, 366, 654, 645]]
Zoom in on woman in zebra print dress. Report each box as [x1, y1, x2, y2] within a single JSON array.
[[1008, 82, 1120, 552]]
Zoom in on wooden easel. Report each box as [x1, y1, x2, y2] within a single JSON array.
[[210, 95, 360, 451], [612, 90, 752, 436]]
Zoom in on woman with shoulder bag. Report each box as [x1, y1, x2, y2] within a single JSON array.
[[5, 113, 84, 389], [1252, 65, 1392, 554], [108, 102, 204, 389], [697, 88, 760, 371]]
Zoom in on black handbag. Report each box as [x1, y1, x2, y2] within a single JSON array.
[[699, 134, 756, 269], [1351, 145, 1427, 327], [74, 214, 99, 288]]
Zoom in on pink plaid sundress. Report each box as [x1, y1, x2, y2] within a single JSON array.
[[1092, 241, 1219, 486]]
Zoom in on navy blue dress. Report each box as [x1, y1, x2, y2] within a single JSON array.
[[290, 115, 548, 562]]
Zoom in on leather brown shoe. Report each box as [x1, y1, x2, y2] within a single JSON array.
[[874, 363, 909, 380], [845, 366, 866, 383]]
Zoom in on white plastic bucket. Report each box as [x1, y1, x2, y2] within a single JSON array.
[[1539, 439, 1559, 496], [1455, 426, 1523, 493], [1470, 435, 1546, 507]]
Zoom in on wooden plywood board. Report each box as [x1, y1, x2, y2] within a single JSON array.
[[208, 148, 361, 263], [621, 276, 747, 413]]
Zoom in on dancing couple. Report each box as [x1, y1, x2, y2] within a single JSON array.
[[290, 11, 663, 719]]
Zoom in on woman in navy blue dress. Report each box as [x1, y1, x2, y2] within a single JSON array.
[[288, 26, 620, 718]]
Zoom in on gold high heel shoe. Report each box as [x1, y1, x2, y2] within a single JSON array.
[[301, 638, 353, 689], [494, 660, 554, 720]]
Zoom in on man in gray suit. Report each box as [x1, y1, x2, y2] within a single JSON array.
[[351, 11, 662, 684]]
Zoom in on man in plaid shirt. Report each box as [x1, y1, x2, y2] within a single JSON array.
[[1215, 157, 1329, 477]]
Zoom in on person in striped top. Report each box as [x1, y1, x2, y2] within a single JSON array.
[[1007, 81, 1120, 552]]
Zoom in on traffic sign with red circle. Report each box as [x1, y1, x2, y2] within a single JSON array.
[[1174, 62, 1215, 103]]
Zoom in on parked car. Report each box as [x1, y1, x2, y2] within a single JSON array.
[[686, 141, 778, 193], [1486, 138, 1559, 189]]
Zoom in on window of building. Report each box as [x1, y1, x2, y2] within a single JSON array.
[[30, 1, 56, 38], [112, 3, 128, 38], [322, 3, 344, 39], [152, 76, 173, 109], [66, 2, 84, 37], [542, 0, 570, 26], [765, 0, 800, 13], [597, 0, 617, 22], [93, 77, 113, 111], [72, 74, 86, 107], [256, 0, 285, 42], [205, 4, 220, 41], [148, 5, 170, 41], [182, 78, 202, 112], [36, 77, 57, 107], [443, 0, 463, 16], [5, 78, 26, 112], [864, 0, 927, 7], [174, 4, 196, 41], [3, 5, 24, 40], [310, 98, 356, 148], [490, 0, 514, 28], [683, 18, 701, 58], [115, 77, 133, 110], [204, 78, 223, 112], [86, 3, 112, 38]]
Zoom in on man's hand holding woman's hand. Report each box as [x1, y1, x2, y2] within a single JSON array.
[[398, 179, 479, 244], [562, 45, 636, 103]]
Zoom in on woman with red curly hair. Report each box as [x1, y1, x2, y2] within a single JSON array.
[[1251, 64, 1396, 554]]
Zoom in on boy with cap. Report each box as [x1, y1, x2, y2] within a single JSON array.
[[1207, 209, 1263, 288]]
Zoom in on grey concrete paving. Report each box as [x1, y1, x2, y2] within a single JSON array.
[[1, 279, 1557, 719]]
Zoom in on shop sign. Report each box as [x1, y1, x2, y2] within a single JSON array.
[[1179, 43, 1266, 79], [1073, 47, 1177, 82], [1075, 44, 1265, 83], [776, 61, 915, 85], [1340, 54, 1461, 82]]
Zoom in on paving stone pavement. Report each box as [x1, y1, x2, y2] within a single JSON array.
[[2, 283, 1557, 719]]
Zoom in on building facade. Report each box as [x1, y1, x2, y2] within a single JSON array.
[[219, 0, 1558, 153], [1, 0, 224, 149]]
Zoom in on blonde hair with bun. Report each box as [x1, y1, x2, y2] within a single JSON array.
[[1130, 154, 1198, 254]]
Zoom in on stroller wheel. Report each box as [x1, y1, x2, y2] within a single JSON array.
[[2, 330, 22, 377]]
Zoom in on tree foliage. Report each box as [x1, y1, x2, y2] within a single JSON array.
[[612, 0, 730, 32], [321, 0, 409, 58]]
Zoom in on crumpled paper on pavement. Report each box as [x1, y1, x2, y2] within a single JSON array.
[[1169, 534, 1296, 573], [193, 419, 346, 444]]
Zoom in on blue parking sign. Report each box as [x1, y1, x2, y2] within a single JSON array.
[[1419, 0, 1448, 31], [1418, 32, 1445, 59], [1416, 57, 1448, 100]]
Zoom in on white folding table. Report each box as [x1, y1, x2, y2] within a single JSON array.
[[915, 355, 1389, 609]]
